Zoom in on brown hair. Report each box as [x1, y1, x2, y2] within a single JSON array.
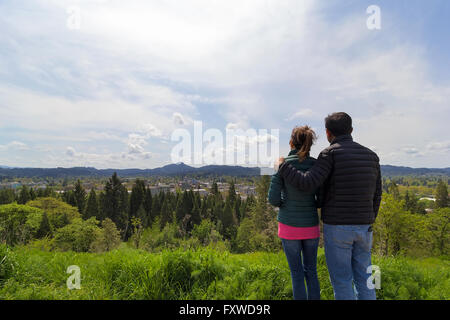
[[290, 125, 317, 162]]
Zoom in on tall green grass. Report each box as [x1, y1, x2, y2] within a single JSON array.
[[0, 244, 448, 300]]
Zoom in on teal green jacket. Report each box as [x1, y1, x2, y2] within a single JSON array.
[[268, 150, 320, 227]]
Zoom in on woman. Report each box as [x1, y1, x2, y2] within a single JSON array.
[[268, 125, 321, 300]]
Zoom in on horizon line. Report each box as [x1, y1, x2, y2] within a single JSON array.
[[1, 163, 449, 171]]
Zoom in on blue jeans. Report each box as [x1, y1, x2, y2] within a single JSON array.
[[323, 224, 376, 300], [281, 238, 320, 300]]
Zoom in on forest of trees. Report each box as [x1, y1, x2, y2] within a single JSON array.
[[0, 173, 448, 257], [0, 173, 280, 254]]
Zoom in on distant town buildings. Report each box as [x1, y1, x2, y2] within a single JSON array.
[[0, 182, 22, 189], [419, 197, 436, 202], [149, 184, 172, 195]]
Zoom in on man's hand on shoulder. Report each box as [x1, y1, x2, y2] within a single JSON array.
[[274, 157, 285, 171]]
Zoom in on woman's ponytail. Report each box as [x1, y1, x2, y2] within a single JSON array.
[[290, 126, 317, 162]]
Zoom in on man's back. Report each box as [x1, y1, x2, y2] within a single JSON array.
[[279, 134, 382, 225], [320, 134, 381, 225]]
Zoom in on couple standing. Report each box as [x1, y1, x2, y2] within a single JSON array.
[[269, 112, 382, 300]]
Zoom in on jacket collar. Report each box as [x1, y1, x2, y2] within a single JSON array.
[[331, 134, 353, 144], [288, 149, 299, 156]]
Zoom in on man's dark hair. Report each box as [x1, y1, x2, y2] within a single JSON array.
[[325, 112, 353, 136]]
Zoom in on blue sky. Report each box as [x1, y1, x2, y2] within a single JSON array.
[[0, 0, 449, 169]]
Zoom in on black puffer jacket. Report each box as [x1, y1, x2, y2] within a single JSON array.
[[278, 134, 382, 225]]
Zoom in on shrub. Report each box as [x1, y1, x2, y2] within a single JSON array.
[[0, 244, 17, 285], [26, 237, 55, 252], [140, 221, 183, 252], [191, 219, 223, 246], [0, 203, 44, 245], [27, 198, 80, 230], [53, 217, 101, 252], [90, 218, 121, 252]]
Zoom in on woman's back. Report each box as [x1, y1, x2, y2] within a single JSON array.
[[268, 150, 319, 228]]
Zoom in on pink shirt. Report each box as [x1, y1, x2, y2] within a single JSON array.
[[278, 222, 320, 240]]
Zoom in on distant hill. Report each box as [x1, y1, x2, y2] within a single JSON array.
[[380, 165, 450, 177], [0, 163, 448, 179], [0, 163, 261, 179]]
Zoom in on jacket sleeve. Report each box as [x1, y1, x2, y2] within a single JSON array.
[[373, 161, 382, 219], [315, 186, 324, 209], [278, 148, 333, 192], [268, 172, 283, 207]]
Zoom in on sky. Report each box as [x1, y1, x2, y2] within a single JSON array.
[[0, 0, 449, 169]]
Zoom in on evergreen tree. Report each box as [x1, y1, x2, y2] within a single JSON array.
[[228, 180, 237, 204], [246, 194, 256, 209], [36, 212, 52, 238], [84, 189, 99, 220], [175, 191, 193, 223], [129, 179, 146, 218], [192, 191, 201, 210], [136, 204, 147, 227], [191, 201, 202, 227], [184, 191, 194, 218], [60, 212, 70, 227], [212, 199, 223, 224], [101, 173, 129, 240], [388, 182, 400, 200], [73, 179, 87, 214], [18, 185, 31, 204], [252, 176, 276, 230], [0, 189, 15, 205], [159, 197, 173, 229], [143, 187, 153, 226], [200, 198, 208, 220], [62, 190, 77, 208], [29, 188, 37, 201], [151, 193, 161, 221], [219, 199, 237, 239], [175, 193, 185, 223], [212, 181, 219, 196], [234, 198, 241, 223], [404, 190, 419, 213], [118, 183, 130, 240], [435, 180, 449, 208], [239, 201, 246, 221], [43, 186, 55, 198]]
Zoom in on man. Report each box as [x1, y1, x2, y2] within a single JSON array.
[[277, 112, 382, 300]]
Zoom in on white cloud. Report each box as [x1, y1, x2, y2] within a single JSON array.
[[139, 123, 162, 138], [172, 112, 193, 126], [126, 133, 152, 160], [427, 141, 450, 152], [285, 109, 315, 121], [66, 146, 76, 157], [0, 141, 29, 152], [402, 147, 420, 155], [226, 123, 239, 130]]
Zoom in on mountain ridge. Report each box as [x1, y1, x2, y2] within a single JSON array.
[[0, 163, 449, 178]]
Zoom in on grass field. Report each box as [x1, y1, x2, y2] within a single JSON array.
[[1, 244, 449, 300]]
